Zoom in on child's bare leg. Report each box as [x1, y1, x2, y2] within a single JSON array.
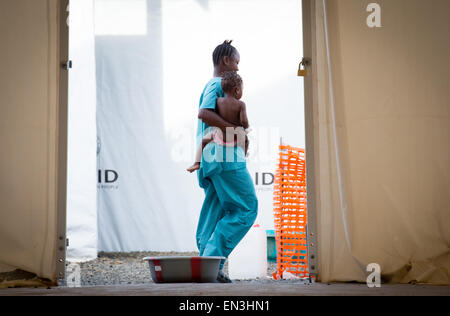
[[235, 128, 249, 157], [235, 137, 248, 156], [245, 136, 249, 156], [187, 133, 214, 173], [237, 138, 249, 157]]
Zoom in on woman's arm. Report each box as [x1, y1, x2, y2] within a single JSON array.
[[198, 108, 237, 134]]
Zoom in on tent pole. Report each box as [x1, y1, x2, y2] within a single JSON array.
[[56, 0, 70, 284], [302, 0, 318, 282]]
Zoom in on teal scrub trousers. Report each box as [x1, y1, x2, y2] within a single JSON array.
[[196, 167, 258, 270]]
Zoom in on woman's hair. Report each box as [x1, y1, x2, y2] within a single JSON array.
[[213, 40, 238, 66], [221, 71, 243, 93]]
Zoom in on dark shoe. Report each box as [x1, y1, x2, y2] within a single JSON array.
[[217, 270, 232, 283]]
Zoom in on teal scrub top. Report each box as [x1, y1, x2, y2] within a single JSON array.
[[196, 77, 246, 187]]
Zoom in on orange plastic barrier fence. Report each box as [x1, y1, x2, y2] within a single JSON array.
[[273, 145, 309, 280]]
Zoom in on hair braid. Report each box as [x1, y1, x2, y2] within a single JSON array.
[[212, 40, 237, 66]]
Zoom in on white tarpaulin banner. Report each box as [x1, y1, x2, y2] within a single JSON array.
[[95, 0, 305, 252], [66, 0, 98, 262]]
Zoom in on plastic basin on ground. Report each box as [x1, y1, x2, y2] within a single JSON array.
[[143, 256, 225, 283]]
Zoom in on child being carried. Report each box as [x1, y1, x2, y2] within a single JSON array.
[[187, 71, 250, 173]]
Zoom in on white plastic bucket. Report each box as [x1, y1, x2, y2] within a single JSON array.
[[228, 224, 268, 280]]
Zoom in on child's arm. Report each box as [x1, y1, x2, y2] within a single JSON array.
[[239, 102, 250, 129]]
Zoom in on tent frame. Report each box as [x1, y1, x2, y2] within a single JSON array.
[[302, 0, 319, 281], [55, 0, 319, 283], [56, 0, 70, 282]]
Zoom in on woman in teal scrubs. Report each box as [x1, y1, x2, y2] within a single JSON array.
[[195, 41, 258, 283]]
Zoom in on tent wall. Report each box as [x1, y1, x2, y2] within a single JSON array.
[[304, 0, 450, 284], [0, 0, 68, 283]]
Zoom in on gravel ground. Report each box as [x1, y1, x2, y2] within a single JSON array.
[[68, 252, 281, 286]]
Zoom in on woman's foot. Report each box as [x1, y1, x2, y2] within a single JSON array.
[[187, 162, 201, 173], [216, 270, 232, 283]]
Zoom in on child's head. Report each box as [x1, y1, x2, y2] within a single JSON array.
[[213, 40, 240, 72], [221, 71, 243, 100]]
